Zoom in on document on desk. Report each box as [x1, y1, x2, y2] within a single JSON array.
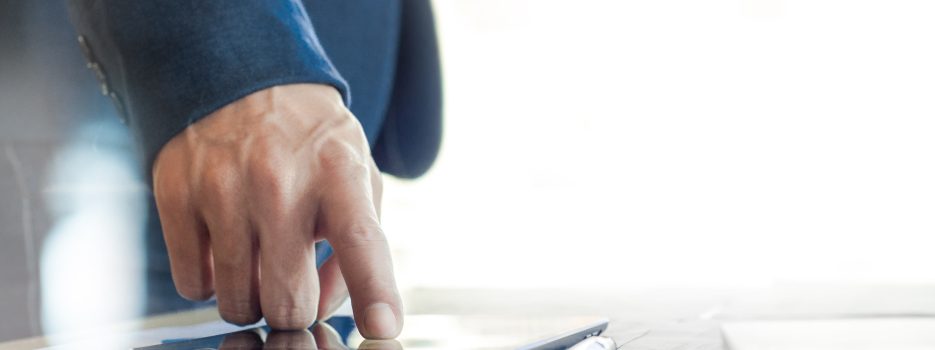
[[722, 318, 935, 350]]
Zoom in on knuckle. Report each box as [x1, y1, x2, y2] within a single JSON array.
[[247, 156, 295, 198], [245, 159, 301, 218], [318, 141, 368, 175], [246, 156, 280, 186], [212, 257, 243, 277], [334, 224, 387, 250], [265, 305, 315, 330], [200, 183, 223, 204], [201, 164, 236, 198]]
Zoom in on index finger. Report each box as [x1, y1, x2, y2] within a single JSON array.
[[321, 168, 402, 340]]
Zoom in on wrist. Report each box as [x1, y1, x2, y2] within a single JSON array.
[[154, 84, 351, 180]]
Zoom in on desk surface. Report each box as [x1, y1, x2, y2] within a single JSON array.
[[0, 308, 724, 350], [5, 285, 935, 349]]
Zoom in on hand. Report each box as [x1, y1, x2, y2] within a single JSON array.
[[152, 84, 402, 338]]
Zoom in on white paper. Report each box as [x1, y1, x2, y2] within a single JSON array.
[[723, 318, 935, 350]]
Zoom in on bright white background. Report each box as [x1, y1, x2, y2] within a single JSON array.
[[24, 0, 935, 339], [382, 0, 935, 290]]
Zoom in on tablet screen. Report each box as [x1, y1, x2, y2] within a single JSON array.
[[136, 315, 608, 350]]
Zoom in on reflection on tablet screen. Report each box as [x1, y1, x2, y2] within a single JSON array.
[[135, 315, 608, 350]]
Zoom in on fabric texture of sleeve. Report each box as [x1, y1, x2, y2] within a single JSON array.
[[67, 0, 350, 183], [372, 0, 443, 178]]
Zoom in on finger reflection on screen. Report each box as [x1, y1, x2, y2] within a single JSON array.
[[311, 322, 350, 349], [218, 328, 317, 350], [356, 339, 403, 350], [218, 329, 263, 349], [265, 330, 316, 349]]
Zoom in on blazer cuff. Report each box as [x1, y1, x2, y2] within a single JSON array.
[[68, 0, 350, 185]]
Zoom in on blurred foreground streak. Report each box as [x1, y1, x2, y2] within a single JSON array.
[[0, 1, 196, 342]]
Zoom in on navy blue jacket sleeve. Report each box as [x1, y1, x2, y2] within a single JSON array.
[[67, 0, 350, 181]]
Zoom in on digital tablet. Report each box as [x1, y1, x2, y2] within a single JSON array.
[[136, 315, 609, 350]]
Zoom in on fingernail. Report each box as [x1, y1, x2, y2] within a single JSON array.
[[364, 303, 398, 338]]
